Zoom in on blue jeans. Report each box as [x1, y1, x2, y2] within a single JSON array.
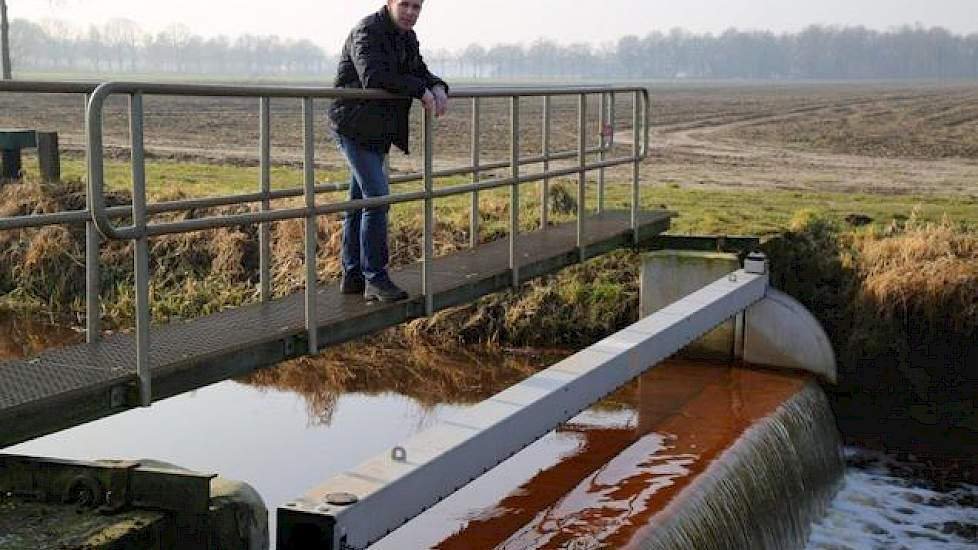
[[338, 135, 391, 283]]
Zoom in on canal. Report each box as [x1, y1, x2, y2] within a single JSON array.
[[2, 313, 975, 548]]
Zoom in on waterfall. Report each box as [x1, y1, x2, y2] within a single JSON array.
[[632, 382, 844, 550]]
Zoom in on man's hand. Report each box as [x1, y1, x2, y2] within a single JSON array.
[[432, 85, 449, 117], [421, 89, 437, 113]]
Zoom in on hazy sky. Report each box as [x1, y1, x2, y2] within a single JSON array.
[[12, 0, 978, 51]]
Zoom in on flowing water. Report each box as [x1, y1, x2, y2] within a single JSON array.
[[377, 363, 842, 549], [807, 449, 978, 549], [1, 315, 975, 549]]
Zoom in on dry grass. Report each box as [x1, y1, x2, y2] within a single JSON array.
[[856, 216, 978, 328], [759, 210, 978, 441], [0, 176, 556, 327], [399, 249, 639, 349]]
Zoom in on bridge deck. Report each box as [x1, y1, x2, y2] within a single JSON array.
[[0, 210, 671, 448]]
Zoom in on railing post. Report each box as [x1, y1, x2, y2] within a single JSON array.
[[540, 95, 550, 230], [598, 92, 607, 214], [632, 90, 641, 245], [259, 97, 271, 303], [577, 93, 587, 262], [422, 108, 435, 316], [510, 95, 520, 287], [129, 92, 151, 407], [84, 92, 101, 344], [470, 97, 480, 248], [302, 97, 318, 354]]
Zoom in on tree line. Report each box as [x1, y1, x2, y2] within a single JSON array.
[[8, 18, 978, 80]]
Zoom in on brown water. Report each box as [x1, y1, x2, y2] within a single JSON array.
[[372, 363, 811, 549]]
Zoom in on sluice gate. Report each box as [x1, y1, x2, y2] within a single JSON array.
[[278, 253, 842, 549]]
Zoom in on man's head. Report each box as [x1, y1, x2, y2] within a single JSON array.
[[387, 0, 423, 32]]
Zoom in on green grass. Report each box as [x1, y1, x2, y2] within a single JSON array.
[[640, 185, 978, 235], [21, 154, 978, 238], [29, 156, 347, 199]]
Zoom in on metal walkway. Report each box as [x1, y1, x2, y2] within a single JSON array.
[[0, 210, 671, 448]]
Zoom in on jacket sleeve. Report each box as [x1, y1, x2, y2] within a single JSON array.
[[350, 26, 427, 98]]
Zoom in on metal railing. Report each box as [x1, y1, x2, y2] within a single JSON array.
[[0, 80, 651, 407]]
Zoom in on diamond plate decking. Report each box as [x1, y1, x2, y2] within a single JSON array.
[[0, 210, 671, 448]]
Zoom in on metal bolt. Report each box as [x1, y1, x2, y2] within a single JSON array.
[[391, 446, 407, 463], [325, 492, 359, 506]]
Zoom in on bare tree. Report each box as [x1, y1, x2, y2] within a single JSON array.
[[462, 43, 485, 78], [1, 0, 11, 79], [2, 1, 68, 79]]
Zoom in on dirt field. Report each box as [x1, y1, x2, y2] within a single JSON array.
[[645, 82, 978, 197], [1, 81, 977, 197]]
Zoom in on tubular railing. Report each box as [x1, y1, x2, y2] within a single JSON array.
[[0, 80, 651, 407]]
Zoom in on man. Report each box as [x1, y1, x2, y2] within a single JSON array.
[[329, 0, 449, 302]]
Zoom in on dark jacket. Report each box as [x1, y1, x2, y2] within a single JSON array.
[[328, 6, 447, 154]]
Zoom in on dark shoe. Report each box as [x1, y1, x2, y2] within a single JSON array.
[[364, 279, 409, 303], [340, 271, 365, 295]]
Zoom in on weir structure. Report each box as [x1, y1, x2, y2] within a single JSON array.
[[0, 81, 666, 450], [276, 254, 840, 549]]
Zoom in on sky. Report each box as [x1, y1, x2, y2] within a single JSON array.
[[10, 0, 978, 52]]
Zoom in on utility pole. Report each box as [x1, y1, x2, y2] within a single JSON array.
[[1, 0, 11, 80]]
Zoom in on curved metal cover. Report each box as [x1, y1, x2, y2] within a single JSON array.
[[743, 288, 837, 383]]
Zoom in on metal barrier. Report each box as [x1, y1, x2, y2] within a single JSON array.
[[0, 80, 651, 407]]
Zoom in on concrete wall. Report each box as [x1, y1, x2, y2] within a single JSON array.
[[640, 250, 741, 360]]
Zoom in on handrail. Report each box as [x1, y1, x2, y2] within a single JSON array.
[[0, 81, 649, 234], [84, 81, 650, 242], [0, 80, 99, 94]]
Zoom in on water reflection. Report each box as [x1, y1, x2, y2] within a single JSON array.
[[0, 311, 80, 361], [242, 345, 574, 425], [0, 316, 577, 548]]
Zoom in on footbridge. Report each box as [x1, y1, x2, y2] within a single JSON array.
[[0, 81, 669, 448]]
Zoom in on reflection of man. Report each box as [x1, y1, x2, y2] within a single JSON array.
[[329, 0, 449, 302]]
